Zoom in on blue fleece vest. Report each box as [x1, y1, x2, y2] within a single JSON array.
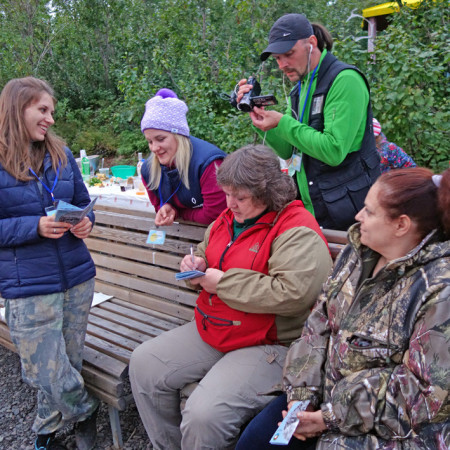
[[142, 136, 225, 209]]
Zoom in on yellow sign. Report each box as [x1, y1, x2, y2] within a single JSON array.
[[363, 0, 424, 18]]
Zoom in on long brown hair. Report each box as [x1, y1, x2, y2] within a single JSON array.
[[0, 77, 67, 181]]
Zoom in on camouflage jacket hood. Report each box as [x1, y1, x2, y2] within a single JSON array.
[[283, 224, 450, 449]]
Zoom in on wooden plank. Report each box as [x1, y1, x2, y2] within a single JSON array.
[[91, 308, 177, 337], [86, 238, 181, 271], [0, 335, 16, 353], [87, 315, 153, 343], [111, 298, 188, 326], [84, 334, 133, 364], [92, 253, 189, 289], [89, 225, 199, 256], [98, 302, 182, 331], [94, 203, 208, 230], [93, 210, 207, 241], [87, 323, 141, 352], [93, 281, 195, 322], [322, 229, 348, 245], [95, 267, 198, 308], [0, 323, 12, 343], [85, 384, 130, 411], [81, 365, 124, 397], [94, 203, 156, 219], [82, 346, 128, 379]]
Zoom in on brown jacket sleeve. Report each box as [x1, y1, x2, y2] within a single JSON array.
[[216, 227, 332, 317]]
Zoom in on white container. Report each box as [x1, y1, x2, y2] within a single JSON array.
[[136, 152, 145, 177]]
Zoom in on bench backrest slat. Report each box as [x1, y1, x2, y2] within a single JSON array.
[[87, 205, 348, 330]]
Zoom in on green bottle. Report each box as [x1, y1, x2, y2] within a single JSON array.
[[80, 149, 90, 180]]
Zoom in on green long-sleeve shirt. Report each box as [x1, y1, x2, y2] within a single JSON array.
[[256, 50, 369, 216]]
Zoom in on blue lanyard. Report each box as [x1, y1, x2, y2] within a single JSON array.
[[297, 65, 318, 123], [29, 162, 61, 204], [158, 177, 182, 209]]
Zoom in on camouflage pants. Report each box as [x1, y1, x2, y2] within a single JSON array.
[[5, 278, 99, 435]]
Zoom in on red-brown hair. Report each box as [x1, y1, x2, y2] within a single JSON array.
[[376, 167, 450, 238]]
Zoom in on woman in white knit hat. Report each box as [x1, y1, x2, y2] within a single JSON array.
[[140, 88, 227, 225]]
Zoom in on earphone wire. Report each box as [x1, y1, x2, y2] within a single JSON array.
[[282, 44, 313, 122]]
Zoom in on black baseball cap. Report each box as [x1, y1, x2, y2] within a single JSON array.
[[260, 14, 313, 61]]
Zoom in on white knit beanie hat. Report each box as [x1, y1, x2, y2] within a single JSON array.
[[140, 88, 190, 137], [372, 118, 382, 137]]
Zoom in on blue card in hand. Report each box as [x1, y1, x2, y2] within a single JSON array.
[[175, 270, 205, 280], [269, 400, 310, 445]]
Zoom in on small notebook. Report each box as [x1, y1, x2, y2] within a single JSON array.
[[175, 270, 205, 280]]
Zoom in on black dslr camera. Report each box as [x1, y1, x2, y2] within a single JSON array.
[[228, 77, 278, 112]]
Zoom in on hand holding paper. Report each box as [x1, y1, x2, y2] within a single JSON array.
[[70, 216, 93, 239], [178, 251, 207, 284], [269, 400, 310, 445], [52, 198, 97, 226], [175, 270, 206, 280]]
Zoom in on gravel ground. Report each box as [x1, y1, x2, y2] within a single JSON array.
[[0, 344, 152, 449]]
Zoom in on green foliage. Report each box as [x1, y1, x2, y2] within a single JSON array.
[[117, 129, 148, 157], [364, 0, 449, 171], [0, 0, 447, 170]]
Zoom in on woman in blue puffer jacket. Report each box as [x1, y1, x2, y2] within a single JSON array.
[[0, 77, 98, 450]]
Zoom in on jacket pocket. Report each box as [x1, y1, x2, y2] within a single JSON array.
[[319, 174, 370, 230], [343, 333, 401, 370], [195, 306, 276, 353]]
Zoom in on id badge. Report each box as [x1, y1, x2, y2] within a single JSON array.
[[291, 153, 302, 171], [286, 152, 302, 177], [45, 205, 57, 216], [146, 229, 166, 245]]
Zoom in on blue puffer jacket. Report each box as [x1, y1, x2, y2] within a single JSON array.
[[0, 148, 96, 299]]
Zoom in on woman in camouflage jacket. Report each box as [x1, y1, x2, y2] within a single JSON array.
[[236, 167, 450, 449]]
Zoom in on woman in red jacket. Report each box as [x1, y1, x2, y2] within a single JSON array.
[[129, 145, 332, 449]]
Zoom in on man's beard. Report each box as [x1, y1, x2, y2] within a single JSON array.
[[283, 68, 310, 83]]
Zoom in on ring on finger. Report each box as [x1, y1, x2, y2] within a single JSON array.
[[53, 228, 56, 234]]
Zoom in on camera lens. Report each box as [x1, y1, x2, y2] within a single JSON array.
[[237, 99, 253, 112], [237, 76, 260, 112]]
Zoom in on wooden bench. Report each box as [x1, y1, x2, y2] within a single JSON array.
[[0, 203, 348, 449]]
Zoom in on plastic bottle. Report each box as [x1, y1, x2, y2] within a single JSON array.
[[80, 149, 90, 180], [136, 152, 145, 177]]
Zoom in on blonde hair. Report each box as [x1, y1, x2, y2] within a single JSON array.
[[0, 77, 67, 181], [147, 134, 192, 190]]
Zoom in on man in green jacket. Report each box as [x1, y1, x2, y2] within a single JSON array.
[[238, 13, 380, 231]]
